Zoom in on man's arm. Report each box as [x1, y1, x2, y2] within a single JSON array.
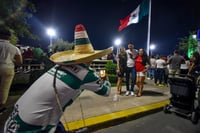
[[166, 57, 172, 65], [14, 47, 23, 65], [15, 54, 23, 65]]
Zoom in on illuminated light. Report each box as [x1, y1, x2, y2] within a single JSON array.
[[100, 69, 106, 78], [46, 27, 56, 46], [114, 38, 122, 46]]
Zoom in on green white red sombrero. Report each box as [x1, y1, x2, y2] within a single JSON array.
[[50, 24, 113, 65]]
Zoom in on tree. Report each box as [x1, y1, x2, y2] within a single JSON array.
[[0, 0, 37, 44], [178, 31, 198, 57], [178, 36, 188, 52], [49, 38, 75, 53], [188, 33, 198, 57], [105, 61, 117, 83]]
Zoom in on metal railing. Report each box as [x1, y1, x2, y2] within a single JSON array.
[[91, 59, 111, 71]]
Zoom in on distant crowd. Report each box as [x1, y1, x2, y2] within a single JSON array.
[[16, 45, 46, 64]]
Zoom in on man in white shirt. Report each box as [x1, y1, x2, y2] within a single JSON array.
[[155, 56, 166, 86], [147, 55, 156, 80], [125, 42, 138, 96]]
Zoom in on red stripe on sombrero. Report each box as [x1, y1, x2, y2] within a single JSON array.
[[75, 24, 85, 32]]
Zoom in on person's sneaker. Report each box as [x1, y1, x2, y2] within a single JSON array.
[[130, 91, 135, 96], [125, 91, 129, 96], [158, 84, 164, 87]]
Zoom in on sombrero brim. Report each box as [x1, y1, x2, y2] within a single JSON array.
[[50, 47, 113, 65]]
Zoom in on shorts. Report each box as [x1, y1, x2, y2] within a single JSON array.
[[137, 72, 146, 77], [169, 69, 180, 77], [118, 69, 126, 78]]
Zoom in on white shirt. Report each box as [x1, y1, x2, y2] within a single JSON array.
[[150, 58, 156, 68], [156, 59, 166, 69], [5, 64, 111, 132], [126, 49, 138, 67], [0, 39, 21, 68], [180, 60, 190, 70]]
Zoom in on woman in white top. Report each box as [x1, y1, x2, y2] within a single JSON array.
[[0, 26, 23, 114], [180, 55, 190, 75]]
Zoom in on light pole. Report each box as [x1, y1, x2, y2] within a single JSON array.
[[46, 28, 56, 46], [150, 44, 155, 56]]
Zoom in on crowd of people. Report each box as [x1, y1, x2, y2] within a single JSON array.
[[17, 44, 46, 64], [115, 42, 200, 97]]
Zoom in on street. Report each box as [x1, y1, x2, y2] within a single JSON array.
[[93, 111, 200, 133]]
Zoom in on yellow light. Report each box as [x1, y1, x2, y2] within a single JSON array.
[[100, 69, 106, 78]]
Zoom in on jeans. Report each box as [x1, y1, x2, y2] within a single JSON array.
[[155, 68, 164, 84], [148, 67, 155, 79], [126, 67, 136, 91]]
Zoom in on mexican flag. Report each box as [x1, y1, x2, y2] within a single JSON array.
[[118, 0, 149, 31]]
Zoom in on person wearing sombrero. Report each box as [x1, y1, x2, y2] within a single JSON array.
[[4, 24, 113, 133]]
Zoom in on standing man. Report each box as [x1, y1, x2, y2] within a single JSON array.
[[125, 42, 138, 96], [0, 25, 23, 114], [167, 50, 185, 77], [147, 55, 156, 80], [154, 56, 166, 86]]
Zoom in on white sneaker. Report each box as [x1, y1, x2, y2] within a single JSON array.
[[130, 91, 135, 96], [125, 91, 129, 96]]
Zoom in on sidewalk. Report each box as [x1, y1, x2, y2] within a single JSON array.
[[0, 79, 170, 132], [61, 79, 170, 132]]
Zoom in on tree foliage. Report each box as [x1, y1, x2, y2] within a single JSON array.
[[178, 36, 188, 52], [49, 38, 75, 53], [178, 31, 198, 56], [105, 61, 117, 83], [0, 0, 37, 44], [105, 61, 117, 75]]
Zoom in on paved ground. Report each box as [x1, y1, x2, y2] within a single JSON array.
[[61, 79, 170, 131], [0, 79, 170, 132]]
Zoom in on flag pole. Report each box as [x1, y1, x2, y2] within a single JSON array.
[[146, 0, 152, 56]]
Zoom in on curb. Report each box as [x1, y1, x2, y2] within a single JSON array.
[[63, 100, 170, 132]]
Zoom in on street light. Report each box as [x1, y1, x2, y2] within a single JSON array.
[[46, 28, 56, 46], [114, 38, 122, 55], [150, 44, 155, 56], [192, 34, 197, 39]]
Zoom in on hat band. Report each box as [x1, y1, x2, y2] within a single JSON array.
[[75, 38, 91, 46]]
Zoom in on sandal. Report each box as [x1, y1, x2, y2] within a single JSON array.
[[117, 91, 121, 95], [136, 93, 142, 97]]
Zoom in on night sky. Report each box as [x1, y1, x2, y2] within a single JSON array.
[[28, 0, 200, 55]]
